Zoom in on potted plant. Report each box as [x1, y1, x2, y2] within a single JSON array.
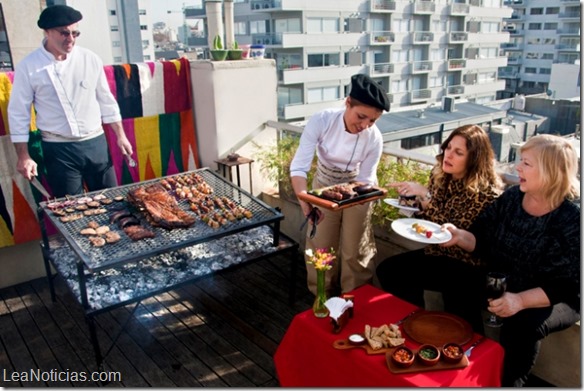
[[210, 34, 228, 61], [228, 41, 244, 60]]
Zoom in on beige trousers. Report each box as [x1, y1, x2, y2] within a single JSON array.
[[304, 201, 377, 296]]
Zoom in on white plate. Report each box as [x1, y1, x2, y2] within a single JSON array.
[[384, 198, 420, 212], [391, 218, 452, 244]]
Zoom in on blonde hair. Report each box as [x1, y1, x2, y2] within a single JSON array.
[[433, 124, 502, 192], [520, 134, 580, 209]]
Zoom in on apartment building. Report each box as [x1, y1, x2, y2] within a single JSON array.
[[48, 0, 155, 64], [499, 0, 580, 98], [191, 0, 512, 121]]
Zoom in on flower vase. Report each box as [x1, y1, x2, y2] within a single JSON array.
[[313, 269, 329, 318]]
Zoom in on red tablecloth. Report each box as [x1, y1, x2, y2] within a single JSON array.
[[274, 284, 504, 387]]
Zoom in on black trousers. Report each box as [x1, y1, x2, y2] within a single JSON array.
[[376, 249, 486, 334], [42, 134, 117, 198], [500, 303, 580, 387]]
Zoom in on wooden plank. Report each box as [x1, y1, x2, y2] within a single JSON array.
[[1, 286, 68, 387], [108, 305, 202, 387], [157, 290, 271, 385], [135, 297, 228, 387], [141, 295, 255, 387], [15, 283, 98, 387]]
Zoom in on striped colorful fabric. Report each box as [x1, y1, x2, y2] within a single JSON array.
[[0, 57, 200, 248]]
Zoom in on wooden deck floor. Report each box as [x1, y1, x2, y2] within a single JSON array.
[[0, 252, 313, 387]]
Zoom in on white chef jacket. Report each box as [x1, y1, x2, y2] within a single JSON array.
[[290, 108, 383, 185], [8, 41, 122, 143]]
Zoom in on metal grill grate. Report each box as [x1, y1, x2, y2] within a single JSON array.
[[40, 168, 283, 272]]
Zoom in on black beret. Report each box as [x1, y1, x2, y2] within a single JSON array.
[[38, 5, 82, 30], [349, 74, 390, 112]]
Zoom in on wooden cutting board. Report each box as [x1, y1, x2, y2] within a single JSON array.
[[332, 338, 396, 355], [297, 185, 387, 211]]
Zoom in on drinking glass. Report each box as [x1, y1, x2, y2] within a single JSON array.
[[485, 272, 507, 327]]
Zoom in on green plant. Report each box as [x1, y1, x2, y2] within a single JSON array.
[[213, 34, 223, 50], [232, 40, 239, 50], [253, 134, 316, 200]]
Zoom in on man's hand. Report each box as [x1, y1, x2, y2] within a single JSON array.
[[109, 122, 133, 156], [14, 143, 37, 180]]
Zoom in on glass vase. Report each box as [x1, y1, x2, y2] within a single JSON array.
[[312, 269, 329, 318]]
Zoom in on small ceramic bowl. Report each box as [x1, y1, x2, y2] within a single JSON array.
[[348, 333, 366, 346], [417, 344, 440, 366], [442, 342, 464, 364], [391, 346, 415, 368]]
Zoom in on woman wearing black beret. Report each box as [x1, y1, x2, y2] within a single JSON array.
[[290, 74, 390, 296]]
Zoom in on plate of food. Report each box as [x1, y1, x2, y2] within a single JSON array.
[[391, 218, 452, 244], [384, 198, 420, 213]]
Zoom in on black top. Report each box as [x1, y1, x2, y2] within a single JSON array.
[[470, 186, 580, 311]]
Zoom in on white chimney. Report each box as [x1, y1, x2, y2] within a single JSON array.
[[224, 0, 235, 49], [205, 0, 224, 48]]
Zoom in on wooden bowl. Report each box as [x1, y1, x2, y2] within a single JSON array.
[[391, 346, 415, 368], [441, 342, 464, 364], [416, 344, 440, 366]]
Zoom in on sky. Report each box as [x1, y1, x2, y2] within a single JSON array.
[[150, 0, 203, 30]]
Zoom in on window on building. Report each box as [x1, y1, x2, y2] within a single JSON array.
[[112, 41, 121, 47], [142, 39, 149, 46], [144, 55, 151, 60], [139, 9, 146, 15], [482, 22, 499, 33], [275, 18, 301, 33], [391, 79, 407, 93], [250, 20, 267, 34], [481, 47, 498, 58], [525, 52, 538, 59], [543, 23, 557, 30], [541, 53, 553, 60], [545, 7, 559, 14], [114, 56, 122, 63], [483, 0, 499, 7], [430, 48, 445, 61], [278, 86, 303, 107], [391, 49, 408, 63], [527, 37, 541, 45], [528, 23, 541, 30], [393, 19, 409, 32], [530, 8, 543, 15], [543, 38, 555, 45], [307, 18, 339, 33], [307, 53, 340, 67], [401, 132, 441, 150], [524, 67, 537, 74], [0, 4, 12, 71], [539, 68, 551, 74], [478, 71, 496, 83], [140, 25, 148, 30], [111, 26, 119, 32], [234, 21, 246, 35], [429, 76, 442, 88], [110, 10, 116, 16], [307, 86, 339, 103]]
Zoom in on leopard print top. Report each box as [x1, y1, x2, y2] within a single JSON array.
[[418, 176, 500, 266]]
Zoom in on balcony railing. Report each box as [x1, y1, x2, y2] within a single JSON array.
[[447, 85, 465, 95], [370, 62, 394, 75], [370, 0, 396, 12], [449, 32, 468, 43], [250, 0, 281, 10], [410, 89, 431, 102], [411, 61, 432, 73], [251, 33, 282, 45], [370, 31, 395, 44], [412, 32, 434, 43], [448, 59, 466, 70], [414, 1, 435, 14], [449, 3, 470, 15]]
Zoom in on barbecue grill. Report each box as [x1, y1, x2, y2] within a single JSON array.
[[39, 168, 284, 272], [37, 168, 298, 367]]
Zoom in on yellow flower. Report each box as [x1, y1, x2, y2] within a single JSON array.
[[305, 247, 336, 271]]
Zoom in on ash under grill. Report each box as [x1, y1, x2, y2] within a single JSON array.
[[40, 168, 283, 272]]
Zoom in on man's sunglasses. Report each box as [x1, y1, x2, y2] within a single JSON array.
[[55, 30, 81, 38]]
